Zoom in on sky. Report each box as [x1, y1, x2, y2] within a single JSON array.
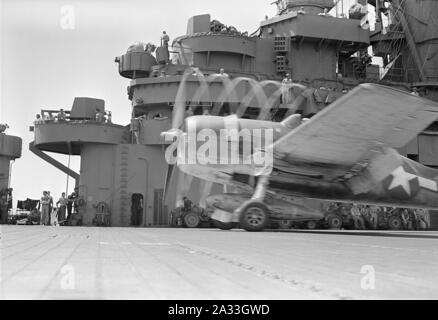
[[0, 0, 366, 203]]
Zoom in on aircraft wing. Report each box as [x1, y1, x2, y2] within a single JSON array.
[[273, 84, 438, 180]]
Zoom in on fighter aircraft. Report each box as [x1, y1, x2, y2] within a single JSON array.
[[163, 83, 438, 232]]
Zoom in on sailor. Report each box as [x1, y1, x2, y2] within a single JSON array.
[[360, 51, 372, 65], [47, 191, 54, 225], [409, 209, 418, 230], [281, 73, 293, 104], [145, 42, 156, 54], [56, 192, 68, 223], [182, 196, 193, 213], [95, 108, 105, 122], [73, 188, 80, 216], [67, 193, 73, 220], [401, 209, 410, 230], [318, 8, 331, 16], [422, 209, 431, 230], [228, 26, 238, 34], [415, 208, 429, 231], [6, 188, 13, 213], [34, 114, 44, 125], [40, 191, 51, 226], [58, 109, 67, 122], [106, 111, 112, 124], [0, 123, 9, 134], [273, 0, 285, 15], [67, 188, 78, 220], [351, 204, 365, 230], [219, 68, 229, 78], [210, 20, 222, 33], [325, 202, 339, 214], [186, 106, 194, 117], [130, 194, 143, 226], [419, 216, 428, 231], [130, 116, 142, 144], [369, 205, 380, 230], [349, 0, 367, 20], [313, 89, 324, 104], [0, 193, 8, 224], [161, 31, 170, 48]]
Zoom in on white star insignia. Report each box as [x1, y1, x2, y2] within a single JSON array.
[[388, 167, 416, 195], [388, 166, 438, 195]]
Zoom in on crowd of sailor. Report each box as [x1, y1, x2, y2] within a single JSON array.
[[209, 19, 248, 37], [0, 188, 13, 225], [168, 196, 433, 231], [322, 202, 432, 231], [3, 188, 81, 226], [33, 108, 112, 125], [0, 123, 9, 134]]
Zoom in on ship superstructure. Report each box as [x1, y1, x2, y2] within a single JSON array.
[[0, 132, 22, 191], [30, 0, 438, 227]]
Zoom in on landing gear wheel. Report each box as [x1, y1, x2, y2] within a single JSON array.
[[212, 220, 238, 230], [306, 220, 317, 230], [327, 215, 342, 229], [239, 202, 269, 232], [278, 220, 292, 229], [183, 212, 201, 228], [388, 216, 402, 230]]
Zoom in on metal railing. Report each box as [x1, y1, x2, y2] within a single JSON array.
[[338, 63, 438, 83], [35, 109, 113, 125]]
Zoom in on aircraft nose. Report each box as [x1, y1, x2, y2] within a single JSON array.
[[184, 115, 225, 134], [184, 114, 240, 134], [162, 115, 232, 142]]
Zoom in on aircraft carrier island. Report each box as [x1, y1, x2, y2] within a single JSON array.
[[2, 0, 438, 300]]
